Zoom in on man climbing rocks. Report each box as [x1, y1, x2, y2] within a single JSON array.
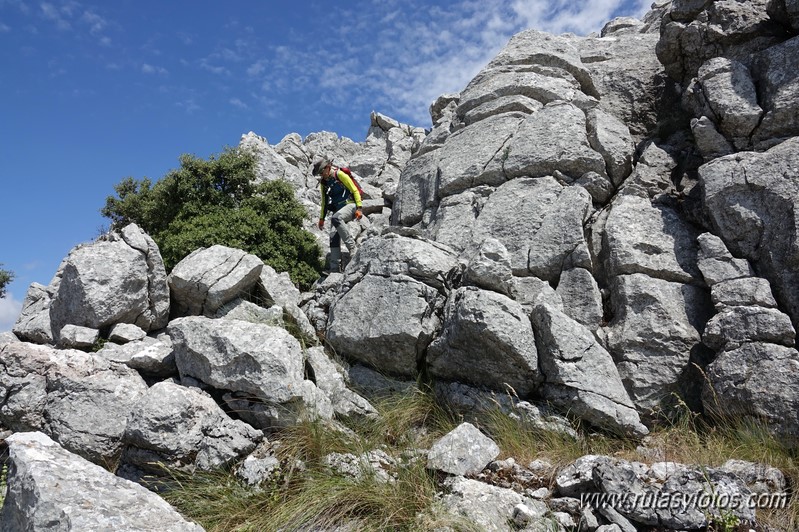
[[313, 158, 363, 273]]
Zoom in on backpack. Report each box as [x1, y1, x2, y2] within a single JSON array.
[[337, 167, 367, 199]]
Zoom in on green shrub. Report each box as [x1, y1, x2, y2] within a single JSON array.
[[0, 264, 13, 299], [101, 148, 322, 290]]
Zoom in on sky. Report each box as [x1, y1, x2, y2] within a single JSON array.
[[0, 0, 651, 332]]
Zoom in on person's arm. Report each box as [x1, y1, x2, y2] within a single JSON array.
[[318, 182, 327, 228]]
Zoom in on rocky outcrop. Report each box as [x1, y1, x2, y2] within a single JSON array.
[[168, 245, 264, 317], [2, 432, 203, 531], [5, 2, 799, 527], [13, 223, 169, 344], [0, 341, 148, 463], [696, 233, 799, 443]]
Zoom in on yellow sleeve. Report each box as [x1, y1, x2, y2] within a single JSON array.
[[336, 169, 362, 207]]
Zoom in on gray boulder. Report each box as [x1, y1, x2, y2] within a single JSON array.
[[12, 283, 55, 344], [555, 267, 603, 330], [327, 274, 441, 378], [586, 108, 635, 186], [427, 287, 540, 396], [696, 232, 755, 285], [95, 334, 176, 377], [703, 342, 799, 445], [0, 341, 148, 464], [592, 457, 756, 529], [305, 346, 377, 420], [603, 193, 702, 284], [702, 306, 796, 351], [1, 431, 204, 532], [440, 476, 550, 532], [345, 231, 460, 289], [699, 137, 799, 330], [532, 303, 647, 438], [694, 57, 762, 144], [435, 113, 519, 197], [424, 187, 493, 253], [168, 245, 264, 317], [503, 101, 607, 181], [484, 29, 599, 99], [711, 277, 778, 309], [15, 224, 170, 344], [576, 31, 666, 141], [752, 36, 799, 145], [123, 381, 263, 472], [463, 237, 514, 296], [606, 274, 712, 413], [108, 322, 148, 343], [168, 316, 318, 428], [469, 177, 591, 279], [56, 324, 99, 349], [427, 422, 500, 476]]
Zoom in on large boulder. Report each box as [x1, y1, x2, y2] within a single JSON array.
[[1, 431, 204, 531], [122, 381, 263, 472], [532, 303, 648, 438], [699, 137, 799, 331], [167, 316, 321, 428], [703, 342, 799, 445], [605, 274, 713, 413], [603, 192, 703, 284], [344, 231, 460, 289], [168, 245, 264, 317], [14, 224, 170, 344], [327, 274, 441, 378], [427, 286, 540, 396], [0, 341, 148, 464], [468, 177, 592, 279]]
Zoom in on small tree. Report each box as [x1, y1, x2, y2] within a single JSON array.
[[0, 264, 13, 299], [102, 147, 322, 289]]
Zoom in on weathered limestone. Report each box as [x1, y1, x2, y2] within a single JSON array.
[[1, 432, 204, 532], [168, 245, 264, 317], [427, 287, 540, 396]]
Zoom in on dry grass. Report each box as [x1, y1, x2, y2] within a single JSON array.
[[162, 390, 796, 531]]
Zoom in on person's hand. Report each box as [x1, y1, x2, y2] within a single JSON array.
[[355, 209, 363, 220], [318, 219, 325, 230]]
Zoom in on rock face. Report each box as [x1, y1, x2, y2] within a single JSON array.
[[1, 432, 203, 532], [13, 223, 169, 344], [0, 341, 148, 463], [5, 2, 799, 527]]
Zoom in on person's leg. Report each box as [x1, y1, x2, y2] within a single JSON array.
[[328, 230, 342, 272], [331, 204, 358, 253]]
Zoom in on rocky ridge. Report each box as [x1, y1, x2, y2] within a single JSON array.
[[3, 1, 799, 530]]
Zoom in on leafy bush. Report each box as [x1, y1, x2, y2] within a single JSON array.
[[101, 148, 322, 289], [0, 264, 13, 299]]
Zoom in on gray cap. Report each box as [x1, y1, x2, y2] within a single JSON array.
[[312, 158, 331, 176]]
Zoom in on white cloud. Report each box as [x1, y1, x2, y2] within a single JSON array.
[[229, 97, 248, 110], [142, 63, 168, 75], [81, 9, 106, 35], [0, 295, 22, 333], [40, 2, 71, 31]]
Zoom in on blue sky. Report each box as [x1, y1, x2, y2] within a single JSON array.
[[0, 0, 650, 331]]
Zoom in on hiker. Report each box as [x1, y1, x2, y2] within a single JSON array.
[[313, 158, 363, 272]]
